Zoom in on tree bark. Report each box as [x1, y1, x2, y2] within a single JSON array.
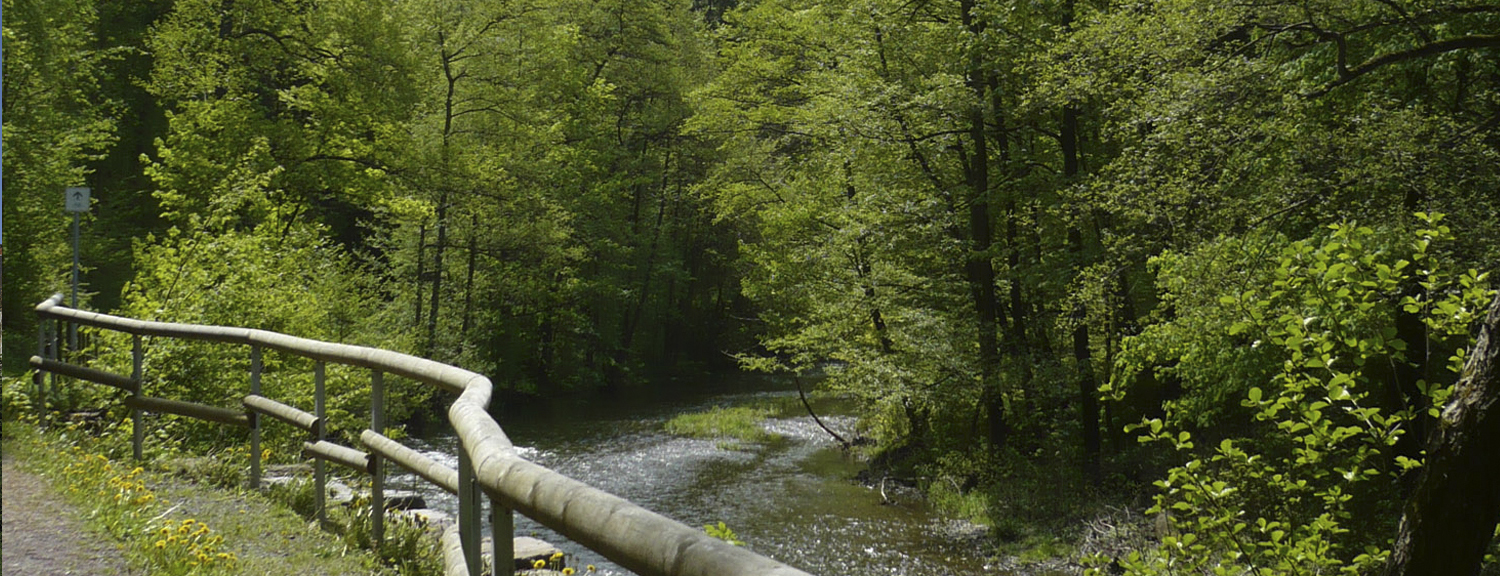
[[1384, 291, 1500, 576]]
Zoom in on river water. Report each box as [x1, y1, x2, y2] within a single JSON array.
[[392, 375, 996, 576]]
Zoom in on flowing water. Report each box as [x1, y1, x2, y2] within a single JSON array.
[[392, 375, 997, 575]]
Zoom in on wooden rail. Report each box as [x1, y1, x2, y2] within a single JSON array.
[[29, 355, 138, 393], [33, 293, 813, 576]]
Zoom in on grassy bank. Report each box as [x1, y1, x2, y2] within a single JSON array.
[[0, 419, 436, 576]]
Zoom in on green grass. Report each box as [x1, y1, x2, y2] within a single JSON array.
[[664, 406, 776, 443], [1, 419, 426, 576]]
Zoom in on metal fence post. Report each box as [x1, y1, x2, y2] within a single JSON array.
[[249, 345, 262, 491], [49, 319, 60, 408], [314, 361, 327, 526], [35, 322, 47, 418], [132, 335, 144, 461], [491, 496, 514, 576], [459, 449, 482, 576], [370, 369, 385, 549]]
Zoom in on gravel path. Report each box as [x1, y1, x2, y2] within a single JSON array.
[[2, 452, 140, 576]]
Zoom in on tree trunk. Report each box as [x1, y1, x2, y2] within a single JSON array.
[[414, 224, 426, 333], [959, 0, 1005, 453], [462, 212, 477, 339], [1384, 291, 1500, 576], [427, 190, 448, 358], [1061, 99, 1101, 484]]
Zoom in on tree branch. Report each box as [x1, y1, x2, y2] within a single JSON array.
[[1306, 35, 1500, 98]]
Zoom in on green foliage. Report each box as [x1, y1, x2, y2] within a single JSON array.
[[1, 0, 117, 364], [334, 496, 443, 576], [690, 0, 1022, 452], [1097, 216, 1494, 575], [664, 406, 775, 442], [1, 373, 38, 420], [704, 521, 744, 546], [92, 221, 426, 454], [264, 477, 320, 520]]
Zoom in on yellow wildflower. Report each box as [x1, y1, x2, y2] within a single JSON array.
[[563, 569, 576, 575], [533, 559, 546, 569], [154, 540, 166, 549]]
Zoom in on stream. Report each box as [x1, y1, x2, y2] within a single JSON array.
[[391, 375, 997, 575]]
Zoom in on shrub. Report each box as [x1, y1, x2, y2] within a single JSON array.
[[1096, 215, 1494, 575]]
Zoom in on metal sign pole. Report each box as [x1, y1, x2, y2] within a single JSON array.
[[70, 211, 80, 351], [64, 186, 90, 352]]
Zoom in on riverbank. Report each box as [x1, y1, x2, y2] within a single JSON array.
[[656, 399, 1149, 576]]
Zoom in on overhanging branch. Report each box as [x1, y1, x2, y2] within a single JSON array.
[[1306, 34, 1500, 98]]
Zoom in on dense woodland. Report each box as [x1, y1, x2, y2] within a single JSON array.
[[5, 0, 1500, 573]]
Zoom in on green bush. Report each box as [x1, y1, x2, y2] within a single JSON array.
[[1096, 215, 1495, 575], [78, 222, 428, 456]]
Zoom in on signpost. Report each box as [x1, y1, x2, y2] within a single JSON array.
[[65, 187, 90, 351]]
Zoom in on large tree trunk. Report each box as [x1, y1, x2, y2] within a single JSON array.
[[958, 0, 1005, 453], [1384, 291, 1500, 576], [1061, 98, 1101, 485]]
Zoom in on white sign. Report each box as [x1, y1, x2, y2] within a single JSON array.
[[65, 186, 91, 213]]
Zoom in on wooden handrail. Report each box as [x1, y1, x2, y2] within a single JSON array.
[[122, 395, 250, 427], [362, 430, 459, 495], [244, 395, 322, 435], [34, 294, 813, 576], [302, 440, 373, 474], [29, 355, 138, 393]]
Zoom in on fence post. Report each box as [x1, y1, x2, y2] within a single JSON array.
[[459, 448, 482, 576], [491, 496, 514, 576], [249, 345, 262, 491], [314, 361, 327, 526], [49, 319, 60, 408], [34, 321, 47, 418], [370, 369, 385, 550], [132, 335, 144, 461]]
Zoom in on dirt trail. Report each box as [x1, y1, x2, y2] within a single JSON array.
[[2, 452, 140, 576]]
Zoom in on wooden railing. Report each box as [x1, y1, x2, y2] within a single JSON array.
[[32, 294, 813, 576]]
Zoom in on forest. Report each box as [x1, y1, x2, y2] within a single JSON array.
[[4, 0, 1499, 574]]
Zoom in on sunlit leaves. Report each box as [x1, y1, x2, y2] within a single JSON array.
[[1103, 216, 1494, 575]]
